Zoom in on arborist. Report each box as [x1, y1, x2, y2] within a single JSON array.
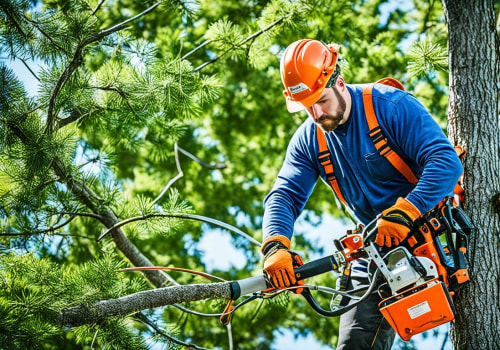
[[260, 39, 463, 349]]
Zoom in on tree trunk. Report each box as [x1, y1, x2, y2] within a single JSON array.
[[442, 1, 500, 349]]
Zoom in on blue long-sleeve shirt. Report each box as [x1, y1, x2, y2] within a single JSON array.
[[263, 83, 463, 242]]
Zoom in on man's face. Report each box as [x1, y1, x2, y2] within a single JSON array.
[[306, 86, 347, 133]]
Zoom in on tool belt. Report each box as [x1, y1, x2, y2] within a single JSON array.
[[403, 197, 473, 293]]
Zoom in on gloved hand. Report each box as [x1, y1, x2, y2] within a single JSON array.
[[261, 236, 304, 293], [375, 197, 421, 247]]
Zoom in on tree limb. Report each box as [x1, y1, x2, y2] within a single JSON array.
[[59, 282, 232, 327], [193, 15, 288, 72], [4, 120, 175, 288], [420, 0, 436, 34], [97, 212, 261, 246], [135, 312, 212, 350], [153, 142, 226, 205], [24, 15, 67, 54], [45, 1, 162, 133], [56, 109, 86, 128], [18, 57, 40, 81], [50, 156, 177, 288], [92, 0, 107, 16], [88, 1, 161, 44], [0, 215, 77, 237], [0, 1, 29, 39]]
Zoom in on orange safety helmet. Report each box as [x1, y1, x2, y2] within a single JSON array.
[[280, 39, 340, 113]]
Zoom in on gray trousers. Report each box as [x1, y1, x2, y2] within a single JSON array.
[[336, 275, 395, 349]]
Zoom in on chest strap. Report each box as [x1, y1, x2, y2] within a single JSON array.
[[362, 78, 418, 184], [316, 125, 347, 205]]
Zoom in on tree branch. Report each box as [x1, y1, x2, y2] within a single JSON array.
[[135, 313, 211, 350], [56, 109, 87, 128], [0, 1, 29, 39], [92, 0, 107, 16], [23, 15, 68, 54], [18, 57, 40, 81], [45, 1, 162, 134], [193, 15, 288, 72], [420, 0, 436, 34], [0, 215, 77, 237], [49, 156, 177, 288], [90, 1, 162, 43], [97, 212, 261, 246], [93, 85, 138, 117], [180, 40, 213, 60], [59, 282, 231, 327], [153, 142, 226, 205]]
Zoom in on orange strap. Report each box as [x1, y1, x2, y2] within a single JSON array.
[[453, 145, 467, 204], [316, 78, 466, 208], [362, 79, 419, 184], [316, 77, 417, 205], [316, 125, 347, 205]]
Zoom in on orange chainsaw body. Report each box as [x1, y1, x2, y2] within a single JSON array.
[[379, 279, 455, 341]]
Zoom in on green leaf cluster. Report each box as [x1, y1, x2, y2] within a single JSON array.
[[0, 252, 148, 349]]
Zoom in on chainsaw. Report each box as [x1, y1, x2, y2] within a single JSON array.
[[226, 198, 473, 341]]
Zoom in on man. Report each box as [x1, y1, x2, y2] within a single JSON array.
[[260, 39, 463, 349]]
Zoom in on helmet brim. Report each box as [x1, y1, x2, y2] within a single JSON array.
[[285, 99, 306, 113], [285, 87, 323, 113]]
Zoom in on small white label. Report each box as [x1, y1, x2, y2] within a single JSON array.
[[407, 301, 431, 319], [289, 83, 309, 95]]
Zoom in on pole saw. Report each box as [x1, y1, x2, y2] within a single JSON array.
[[225, 198, 472, 341]]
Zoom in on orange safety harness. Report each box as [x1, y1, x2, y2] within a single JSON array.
[[316, 77, 466, 206]]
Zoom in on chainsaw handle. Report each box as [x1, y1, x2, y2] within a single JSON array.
[[230, 253, 341, 300], [294, 255, 340, 281]]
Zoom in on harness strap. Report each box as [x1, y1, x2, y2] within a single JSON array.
[[316, 78, 465, 207], [316, 77, 418, 206], [316, 125, 347, 205], [362, 79, 419, 184]]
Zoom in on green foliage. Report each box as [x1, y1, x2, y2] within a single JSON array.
[[0, 252, 148, 349], [407, 36, 448, 78]]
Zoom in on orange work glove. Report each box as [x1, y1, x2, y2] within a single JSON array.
[[375, 197, 421, 247], [261, 236, 304, 293]]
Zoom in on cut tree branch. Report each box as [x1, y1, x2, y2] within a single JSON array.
[[60, 282, 231, 327]]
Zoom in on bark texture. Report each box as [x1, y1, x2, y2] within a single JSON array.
[[442, 1, 500, 349], [60, 282, 232, 327]]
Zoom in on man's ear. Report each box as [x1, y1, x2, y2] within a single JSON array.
[[336, 76, 345, 89]]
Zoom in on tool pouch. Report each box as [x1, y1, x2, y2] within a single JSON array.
[[405, 198, 473, 293]]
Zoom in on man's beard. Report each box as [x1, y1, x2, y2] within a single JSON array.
[[316, 87, 346, 132]]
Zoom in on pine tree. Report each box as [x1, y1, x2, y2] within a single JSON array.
[[0, 0, 311, 348]]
